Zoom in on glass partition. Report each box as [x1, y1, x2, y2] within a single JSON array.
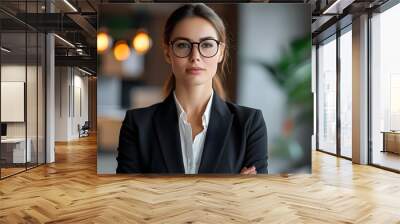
[[38, 31, 45, 165], [317, 35, 337, 155], [339, 27, 352, 158], [1, 30, 28, 177], [27, 30, 38, 169], [0, 0, 46, 179], [370, 3, 400, 171]]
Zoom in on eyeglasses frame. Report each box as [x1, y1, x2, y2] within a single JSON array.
[[169, 38, 223, 58]]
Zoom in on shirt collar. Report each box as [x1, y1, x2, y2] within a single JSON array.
[[173, 90, 214, 127]]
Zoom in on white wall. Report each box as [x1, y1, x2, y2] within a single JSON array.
[[1, 65, 37, 137], [1, 65, 26, 81], [72, 72, 89, 138], [1, 65, 27, 141], [1, 64, 46, 164], [55, 67, 89, 141]]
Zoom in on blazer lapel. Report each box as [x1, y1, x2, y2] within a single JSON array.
[[198, 93, 234, 173], [153, 92, 185, 173]]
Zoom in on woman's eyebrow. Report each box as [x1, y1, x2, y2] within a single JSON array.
[[199, 36, 216, 41], [172, 36, 217, 42]]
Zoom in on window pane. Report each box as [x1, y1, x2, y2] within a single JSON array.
[[371, 3, 400, 171], [318, 37, 337, 154], [340, 29, 352, 158]]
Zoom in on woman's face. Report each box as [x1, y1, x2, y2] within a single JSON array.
[[164, 17, 224, 88]]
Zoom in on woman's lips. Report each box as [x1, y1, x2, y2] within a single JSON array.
[[186, 67, 205, 75]]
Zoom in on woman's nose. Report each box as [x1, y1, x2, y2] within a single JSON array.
[[189, 44, 201, 61]]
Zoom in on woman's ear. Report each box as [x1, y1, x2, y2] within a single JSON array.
[[163, 44, 172, 64], [218, 44, 225, 63]]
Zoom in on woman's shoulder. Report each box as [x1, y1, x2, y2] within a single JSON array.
[[124, 102, 163, 122], [224, 101, 263, 120], [224, 101, 267, 131]]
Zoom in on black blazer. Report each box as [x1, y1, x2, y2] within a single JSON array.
[[116, 92, 268, 174]]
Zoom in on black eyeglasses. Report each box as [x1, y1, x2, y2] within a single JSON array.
[[169, 38, 222, 58]]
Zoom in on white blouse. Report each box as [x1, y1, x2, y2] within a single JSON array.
[[173, 91, 214, 174]]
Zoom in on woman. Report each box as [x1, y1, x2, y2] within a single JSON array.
[[116, 3, 268, 174]]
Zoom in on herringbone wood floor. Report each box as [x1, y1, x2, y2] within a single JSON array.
[[1, 135, 400, 224]]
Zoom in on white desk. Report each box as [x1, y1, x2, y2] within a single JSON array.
[[1, 138, 31, 163]]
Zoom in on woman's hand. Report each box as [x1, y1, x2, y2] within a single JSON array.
[[240, 166, 257, 174]]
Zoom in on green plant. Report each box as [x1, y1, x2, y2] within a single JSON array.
[[256, 36, 313, 127], [254, 36, 313, 168]]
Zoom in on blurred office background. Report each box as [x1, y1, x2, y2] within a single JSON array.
[[97, 3, 312, 174]]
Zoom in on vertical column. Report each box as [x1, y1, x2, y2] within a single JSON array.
[[312, 45, 317, 150], [352, 14, 369, 164], [337, 30, 341, 157], [88, 76, 97, 132], [46, 1, 55, 163]]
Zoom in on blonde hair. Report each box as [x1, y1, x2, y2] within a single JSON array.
[[162, 3, 229, 100]]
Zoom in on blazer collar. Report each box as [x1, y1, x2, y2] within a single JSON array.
[[153, 91, 234, 173], [153, 92, 185, 173], [198, 92, 234, 173]]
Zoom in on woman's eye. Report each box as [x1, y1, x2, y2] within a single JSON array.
[[201, 42, 214, 48], [176, 42, 190, 48]]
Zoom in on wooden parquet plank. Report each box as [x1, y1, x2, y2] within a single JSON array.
[[0, 134, 400, 223]]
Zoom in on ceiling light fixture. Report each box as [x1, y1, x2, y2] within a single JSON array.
[[322, 0, 354, 15], [63, 0, 78, 12], [113, 41, 131, 61], [54, 34, 75, 48], [1, 47, 11, 53], [132, 31, 152, 55], [97, 32, 112, 53], [78, 67, 92, 76]]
